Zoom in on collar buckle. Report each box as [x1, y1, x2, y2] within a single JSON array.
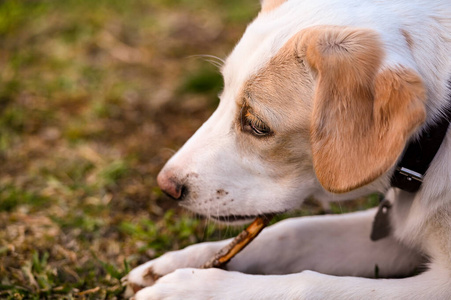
[[396, 167, 423, 182], [391, 106, 450, 193]]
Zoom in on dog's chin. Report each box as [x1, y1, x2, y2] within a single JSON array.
[[209, 214, 257, 226], [209, 213, 279, 226]]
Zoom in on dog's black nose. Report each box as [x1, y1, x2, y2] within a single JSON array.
[[157, 170, 187, 201]]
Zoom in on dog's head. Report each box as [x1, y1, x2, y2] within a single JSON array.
[[157, 2, 426, 222]]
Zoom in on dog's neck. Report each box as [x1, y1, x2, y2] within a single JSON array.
[[391, 104, 451, 193]]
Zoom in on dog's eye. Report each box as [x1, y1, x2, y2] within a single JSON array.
[[244, 112, 271, 137]]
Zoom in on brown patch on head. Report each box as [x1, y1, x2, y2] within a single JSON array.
[[401, 29, 414, 51], [261, 0, 287, 13], [235, 32, 315, 176], [298, 26, 426, 192], [234, 25, 425, 193]]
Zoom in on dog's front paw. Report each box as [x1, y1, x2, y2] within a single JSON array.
[[123, 241, 228, 297], [133, 268, 231, 300], [122, 259, 163, 297]]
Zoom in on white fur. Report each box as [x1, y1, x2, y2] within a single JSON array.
[[126, 0, 451, 298]]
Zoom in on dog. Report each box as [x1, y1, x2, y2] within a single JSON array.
[[125, 0, 451, 298]]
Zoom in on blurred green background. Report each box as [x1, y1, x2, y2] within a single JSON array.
[[0, 1, 378, 299], [0, 1, 262, 298]]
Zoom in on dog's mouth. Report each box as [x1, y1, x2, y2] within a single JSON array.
[[210, 213, 280, 224], [210, 214, 258, 222]]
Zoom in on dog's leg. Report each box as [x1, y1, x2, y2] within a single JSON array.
[[133, 264, 450, 300], [125, 208, 423, 295], [123, 220, 273, 294], [226, 208, 423, 277], [124, 239, 230, 294]]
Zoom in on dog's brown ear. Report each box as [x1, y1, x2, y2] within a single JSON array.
[[297, 26, 426, 193]]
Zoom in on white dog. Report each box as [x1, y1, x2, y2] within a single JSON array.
[[126, 0, 451, 298]]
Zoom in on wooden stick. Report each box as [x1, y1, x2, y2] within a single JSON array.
[[201, 215, 274, 269]]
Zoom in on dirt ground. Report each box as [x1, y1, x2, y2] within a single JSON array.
[[0, 1, 378, 298]]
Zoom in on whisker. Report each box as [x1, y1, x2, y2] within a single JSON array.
[[187, 54, 225, 69], [161, 147, 177, 155], [205, 197, 214, 240], [192, 54, 225, 64], [204, 59, 223, 69]]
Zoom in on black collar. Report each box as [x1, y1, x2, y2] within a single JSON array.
[[372, 104, 450, 241], [391, 106, 451, 193]]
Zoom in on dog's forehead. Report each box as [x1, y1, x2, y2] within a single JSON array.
[[221, 0, 351, 97], [220, 0, 414, 100], [222, 14, 300, 98]]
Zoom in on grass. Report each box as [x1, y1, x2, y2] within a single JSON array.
[[0, 1, 378, 299]]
